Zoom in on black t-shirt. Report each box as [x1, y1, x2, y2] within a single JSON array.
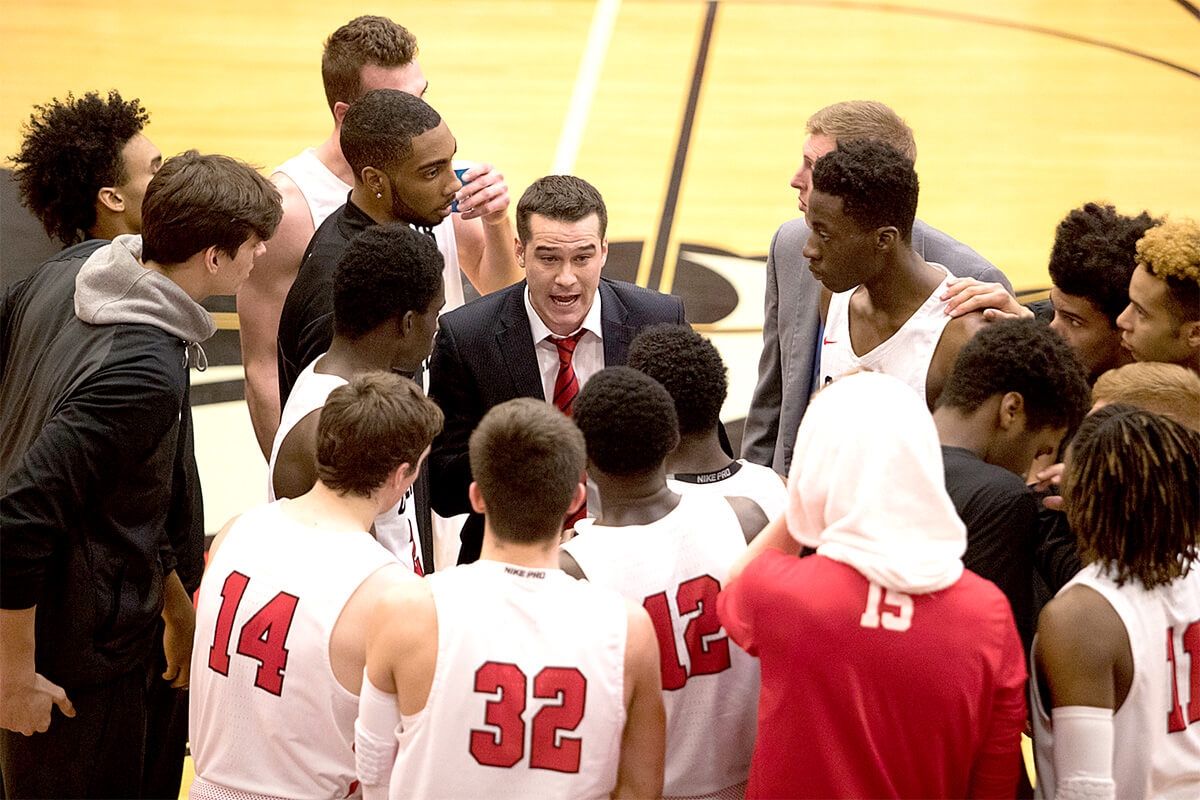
[[276, 196, 372, 405], [942, 445, 1038, 654]]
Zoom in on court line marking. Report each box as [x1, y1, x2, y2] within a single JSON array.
[[551, 0, 623, 175], [641, 0, 719, 292]]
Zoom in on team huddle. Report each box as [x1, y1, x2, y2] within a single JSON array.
[[2, 12, 1200, 800]]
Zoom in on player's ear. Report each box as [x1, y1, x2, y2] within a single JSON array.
[[97, 186, 125, 214], [515, 237, 525, 269], [874, 226, 898, 252], [468, 481, 487, 514], [997, 391, 1025, 431], [1182, 319, 1200, 351]]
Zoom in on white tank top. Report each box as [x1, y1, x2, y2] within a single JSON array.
[[1032, 563, 1200, 799], [267, 360, 423, 574], [387, 561, 628, 800], [668, 459, 787, 521], [274, 148, 350, 232], [189, 502, 401, 800], [563, 493, 759, 798], [274, 148, 466, 312], [819, 264, 953, 403]]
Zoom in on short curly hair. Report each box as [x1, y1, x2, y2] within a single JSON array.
[[1064, 404, 1200, 589], [316, 371, 444, 497], [469, 398, 586, 543], [333, 223, 444, 340], [810, 138, 918, 241], [936, 318, 1091, 434], [627, 323, 726, 435], [1136, 217, 1200, 323], [10, 90, 149, 245], [322, 15, 418, 113], [1048, 203, 1158, 325], [572, 366, 679, 476], [340, 89, 442, 177]]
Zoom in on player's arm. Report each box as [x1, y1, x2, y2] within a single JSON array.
[[237, 172, 315, 458], [1032, 584, 1126, 800], [926, 311, 987, 409], [613, 601, 665, 800], [0, 607, 75, 734], [941, 276, 1032, 321], [741, 229, 785, 465], [725, 512, 798, 587], [160, 570, 194, 690], [451, 163, 521, 294], [271, 409, 321, 500], [357, 580, 438, 799], [724, 496, 770, 545]]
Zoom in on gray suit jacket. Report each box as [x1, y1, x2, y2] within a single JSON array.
[[741, 218, 1011, 475]]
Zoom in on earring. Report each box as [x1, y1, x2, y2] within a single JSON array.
[[376, 192, 382, 199]]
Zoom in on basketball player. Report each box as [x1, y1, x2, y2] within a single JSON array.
[[356, 398, 665, 799], [560, 367, 765, 798], [718, 371, 1027, 799], [189, 372, 443, 800], [239, 14, 519, 456], [627, 323, 786, 519], [269, 223, 444, 573], [1032, 405, 1200, 799], [809, 139, 984, 408], [1116, 217, 1200, 374]]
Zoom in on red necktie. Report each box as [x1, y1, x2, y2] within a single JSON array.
[[551, 331, 586, 528], [552, 331, 585, 415]]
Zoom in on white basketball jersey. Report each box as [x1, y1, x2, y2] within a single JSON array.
[[273, 148, 465, 312], [668, 459, 787, 521], [1032, 562, 1200, 799], [268, 360, 423, 574], [562, 493, 760, 797], [387, 561, 628, 800], [190, 502, 401, 799], [820, 264, 953, 403]]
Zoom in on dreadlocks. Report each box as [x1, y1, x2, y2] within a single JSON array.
[[1063, 404, 1200, 589]]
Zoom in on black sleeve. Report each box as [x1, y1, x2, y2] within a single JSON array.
[[427, 319, 483, 518], [1, 332, 185, 609]]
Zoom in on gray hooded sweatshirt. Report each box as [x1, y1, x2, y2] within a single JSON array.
[[0, 234, 213, 687]]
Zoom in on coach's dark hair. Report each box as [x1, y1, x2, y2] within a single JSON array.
[[334, 223, 444, 340], [573, 367, 679, 476], [316, 371, 443, 497], [341, 89, 442, 178], [1063, 404, 1200, 589], [627, 323, 726, 435], [322, 15, 418, 113], [140, 151, 281, 266], [936, 318, 1091, 434], [469, 398, 586, 543], [516, 175, 607, 243], [811, 138, 918, 242], [11, 90, 149, 244], [1048, 202, 1157, 325]]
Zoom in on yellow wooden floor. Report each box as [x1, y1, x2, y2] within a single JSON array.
[[1, 1, 1196, 795]]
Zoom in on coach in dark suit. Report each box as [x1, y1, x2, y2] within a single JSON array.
[[742, 101, 1012, 476], [429, 175, 685, 563]]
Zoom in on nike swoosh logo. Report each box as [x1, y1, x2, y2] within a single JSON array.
[[822, 337, 837, 345]]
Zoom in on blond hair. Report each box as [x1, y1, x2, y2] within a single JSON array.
[[806, 101, 917, 162], [1092, 362, 1200, 432]]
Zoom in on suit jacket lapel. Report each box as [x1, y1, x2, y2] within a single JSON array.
[[495, 282, 545, 400], [599, 279, 635, 366]]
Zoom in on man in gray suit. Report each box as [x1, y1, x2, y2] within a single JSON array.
[[742, 101, 1012, 475]]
